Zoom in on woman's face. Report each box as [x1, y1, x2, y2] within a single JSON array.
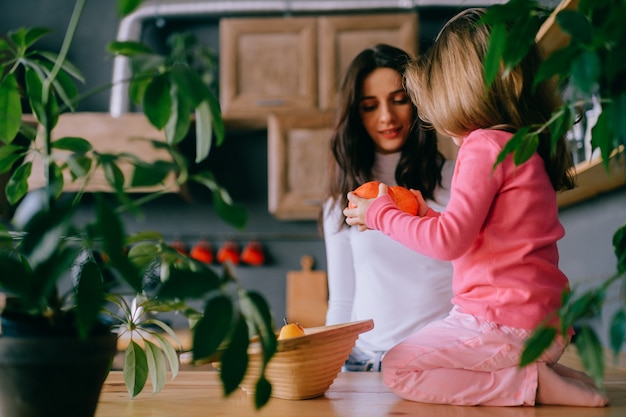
[[359, 67, 413, 154]]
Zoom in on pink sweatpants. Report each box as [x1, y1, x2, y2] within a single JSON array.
[[382, 306, 567, 406]]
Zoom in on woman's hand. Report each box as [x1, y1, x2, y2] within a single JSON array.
[[343, 182, 389, 231]]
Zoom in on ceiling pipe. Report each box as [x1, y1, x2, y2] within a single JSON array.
[[109, 0, 503, 116]]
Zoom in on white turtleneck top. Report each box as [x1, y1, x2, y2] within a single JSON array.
[[323, 152, 455, 353]]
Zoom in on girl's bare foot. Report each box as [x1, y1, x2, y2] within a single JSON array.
[[536, 362, 608, 407], [552, 363, 598, 387]]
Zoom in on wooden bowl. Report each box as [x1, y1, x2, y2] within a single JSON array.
[[240, 319, 374, 400]]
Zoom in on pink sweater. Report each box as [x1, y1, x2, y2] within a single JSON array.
[[366, 129, 568, 330]]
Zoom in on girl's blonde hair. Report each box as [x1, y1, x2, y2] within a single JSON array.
[[405, 7, 574, 191]]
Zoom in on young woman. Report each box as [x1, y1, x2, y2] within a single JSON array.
[[322, 44, 454, 371], [343, 9, 608, 406]]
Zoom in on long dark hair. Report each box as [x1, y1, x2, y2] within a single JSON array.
[[324, 43, 445, 230]]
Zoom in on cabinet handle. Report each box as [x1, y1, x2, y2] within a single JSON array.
[[256, 99, 286, 107]]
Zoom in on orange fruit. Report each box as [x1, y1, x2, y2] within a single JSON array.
[[241, 240, 264, 266], [277, 320, 305, 340], [349, 180, 419, 215], [190, 239, 213, 264], [217, 240, 240, 265], [389, 185, 419, 216]]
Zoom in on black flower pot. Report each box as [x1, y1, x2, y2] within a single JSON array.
[[0, 332, 117, 417]]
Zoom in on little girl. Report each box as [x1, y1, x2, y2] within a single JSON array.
[[343, 8, 608, 407]]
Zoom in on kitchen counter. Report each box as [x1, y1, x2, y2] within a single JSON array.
[[96, 347, 626, 417]]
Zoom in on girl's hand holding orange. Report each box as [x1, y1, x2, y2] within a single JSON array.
[[344, 181, 428, 230]]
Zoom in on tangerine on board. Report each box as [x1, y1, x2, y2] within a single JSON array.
[[349, 180, 418, 215], [190, 239, 214, 264]]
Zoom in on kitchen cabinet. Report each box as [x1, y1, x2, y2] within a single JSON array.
[[220, 17, 318, 127], [219, 13, 418, 127], [267, 111, 335, 220]]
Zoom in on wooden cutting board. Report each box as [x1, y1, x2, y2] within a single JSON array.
[[286, 255, 328, 328]]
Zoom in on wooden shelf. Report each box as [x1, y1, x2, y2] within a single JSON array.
[[536, 0, 579, 57], [27, 113, 177, 193], [558, 149, 625, 208]]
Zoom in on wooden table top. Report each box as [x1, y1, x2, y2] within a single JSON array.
[[96, 348, 626, 417]]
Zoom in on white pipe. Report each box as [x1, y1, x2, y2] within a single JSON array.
[[109, 0, 504, 116]]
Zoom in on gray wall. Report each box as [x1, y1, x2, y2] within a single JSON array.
[[2, 2, 625, 343]]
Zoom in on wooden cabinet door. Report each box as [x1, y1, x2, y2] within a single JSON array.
[[317, 13, 418, 110], [267, 111, 335, 220], [220, 17, 317, 124]]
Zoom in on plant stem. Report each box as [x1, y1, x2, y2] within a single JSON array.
[[41, 0, 86, 209]]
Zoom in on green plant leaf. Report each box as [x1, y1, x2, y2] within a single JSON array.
[[575, 325, 605, 389], [143, 74, 171, 129], [158, 267, 222, 300], [131, 160, 172, 187], [190, 170, 248, 229], [36, 58, 80, 112], [0, 73, 22, 144], [549, 106, 573, 154], [38, 51, 85, 83], [590, 110, 613, 169], [0, 223, 10, 243], [8, 27, 52, 50], [20, 203, 70, 265], [169, 63, 211, 108], [205, 88, 224, 147], [51, 136, 92, 153], [32, 245, 81, 312], [126, 230, 164, 245], [107, 40, 153, 56], [556, 10, 592, 45], [124, 340, 149, 398], [254, 376, 272, 409], [66, 153, 92, 180], [570, 50, 600, 96], [164, 89, 192, 145], [24, 66, 59, 131], [49, 161, 64, 200], [117, 0, 143, 17], [127, 241, 159, 271], [101, 159, 125, 192], [151, 331, 181, 378], [613, 223, 626, 274], [95, 196, 142, 292], [606, 93, 626, 144], [502, 15, 541, 74], [75, 259, 105, 339], [533, 45, 580, 90], [512, 132, 539, 165], [192, 294, 234, 362], [144, 339, 168, 394], [6, 161, 32, 205], [240, 290, 277, 363], [0, 144, 26, 174], [219, 314, 250, 396], [484, 23, 507, 90], [194, 100, 213, 163], [493, 126, 529, 169], [0, 252, 33, 299], [562, 288, 605, 325], [609, 309, 626, 355], [521, 326, 557, 366]]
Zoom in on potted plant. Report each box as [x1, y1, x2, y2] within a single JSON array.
[[0, 0, 276, 415], [481, 0, 626, 387]]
